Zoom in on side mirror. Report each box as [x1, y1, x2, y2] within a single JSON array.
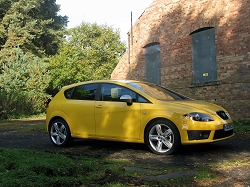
[[120, 95, 133, 106]]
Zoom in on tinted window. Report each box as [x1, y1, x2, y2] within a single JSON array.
[[64, 88, 74, 99], [70, 84, 98, 100], [100, 83, 137, 102], [138, 95, 149, 103]]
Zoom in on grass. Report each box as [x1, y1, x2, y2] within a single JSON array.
[[0, 148, 128, 187], [0, 118, 249, 186], [0, 148, 194, 187], [0, 118, 45, 133], [233, 120, 250, 132], [1, 148, 249, 187]]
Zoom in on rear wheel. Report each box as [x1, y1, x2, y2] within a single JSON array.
[[145, 119, 181, 155], [49, 119, 72, 146]]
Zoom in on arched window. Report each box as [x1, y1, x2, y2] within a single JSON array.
[[144, 42, 161, 85], [191, 27, 217, 84]]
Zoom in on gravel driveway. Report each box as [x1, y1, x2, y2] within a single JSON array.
[[0, 118, 250, 186]]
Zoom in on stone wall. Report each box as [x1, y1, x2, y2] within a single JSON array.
[[111, 0, 250, 120]]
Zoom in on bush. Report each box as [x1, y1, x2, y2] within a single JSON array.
[[0, 90, 48, 120], [0, 48, 50, 119]]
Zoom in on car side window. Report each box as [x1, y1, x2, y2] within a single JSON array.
[[138, 95, 149, 103], [100, 83, 137, 102], [70, 84, 98, 100], [64, 88, 74, 99]]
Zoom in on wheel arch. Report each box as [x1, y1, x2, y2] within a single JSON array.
[[47, 116, 69, 132], [48, 117, 73, 146], [143, 117, 180, 143]]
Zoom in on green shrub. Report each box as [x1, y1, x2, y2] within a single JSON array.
[[0, 90, 48, 119], [0, 48, 50, 119]]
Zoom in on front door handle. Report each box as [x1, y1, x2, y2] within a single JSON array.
[[95, 105, 103, 108]]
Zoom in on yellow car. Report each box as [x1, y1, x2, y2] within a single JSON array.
[[46, 80, 234, 154]]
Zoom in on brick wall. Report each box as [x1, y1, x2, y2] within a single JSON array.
[[111, 0, 250, 120]]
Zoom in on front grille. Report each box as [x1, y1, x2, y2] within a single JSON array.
[[213, 129, 234, 140], [187, 130, 211, 140], [216, 110, 230, 120]]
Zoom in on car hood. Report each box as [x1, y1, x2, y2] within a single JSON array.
[[159, 99, 225, 115]]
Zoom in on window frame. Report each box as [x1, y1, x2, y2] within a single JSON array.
[[98, 83, 150, 103], [64, 83, 98, 101]]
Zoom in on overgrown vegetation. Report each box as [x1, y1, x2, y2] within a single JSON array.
[[47, 22, 126, 94], [0, 0, 126, 119], [0, 48, 50, 119], [0, 0, 67, 119]]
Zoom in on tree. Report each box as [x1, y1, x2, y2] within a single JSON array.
[[0, 48, 49, 92], [48, 22, 126, 92], [0, 0, 68, 65], [0, 0, 67, 118]]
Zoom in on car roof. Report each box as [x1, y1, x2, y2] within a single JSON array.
[[60, 79, 141, 90]]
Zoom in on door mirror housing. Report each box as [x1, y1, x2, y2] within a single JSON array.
[[120, 95, 133, 106]]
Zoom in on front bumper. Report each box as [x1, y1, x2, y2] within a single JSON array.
[[180, 117, 234, 144]]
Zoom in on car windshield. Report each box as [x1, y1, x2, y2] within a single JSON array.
[[128, 82, 188, 101]]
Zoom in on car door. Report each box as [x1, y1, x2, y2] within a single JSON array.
[[61, 83, 98, 137], [94, 83, 141, 140]]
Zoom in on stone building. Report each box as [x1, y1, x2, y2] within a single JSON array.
[[111, 0, 250, 120]]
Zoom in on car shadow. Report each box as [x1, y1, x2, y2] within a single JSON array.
[[60, 135, 245, 160]]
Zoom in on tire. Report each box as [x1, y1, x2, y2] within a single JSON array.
[[49, 119, 72, 147], [145, 119, 181, 155]]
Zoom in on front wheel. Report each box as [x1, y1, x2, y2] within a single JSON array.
[[145, 120, 181, 155], [49, 119, 72, 146]]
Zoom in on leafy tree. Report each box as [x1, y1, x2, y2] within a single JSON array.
[[0, 48, 49, 92], [0, 0, 68, 118], [0, 0, 68, 66], [48, 22, 126, 92]]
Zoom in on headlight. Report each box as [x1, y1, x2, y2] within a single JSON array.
[[184, 112, 214, 122]]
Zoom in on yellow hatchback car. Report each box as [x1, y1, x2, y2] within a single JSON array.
[[46, 80, 234, 154]]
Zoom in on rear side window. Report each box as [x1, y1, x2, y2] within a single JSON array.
[[64, 88, 74, 99], [65, 84, 98, 100]]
